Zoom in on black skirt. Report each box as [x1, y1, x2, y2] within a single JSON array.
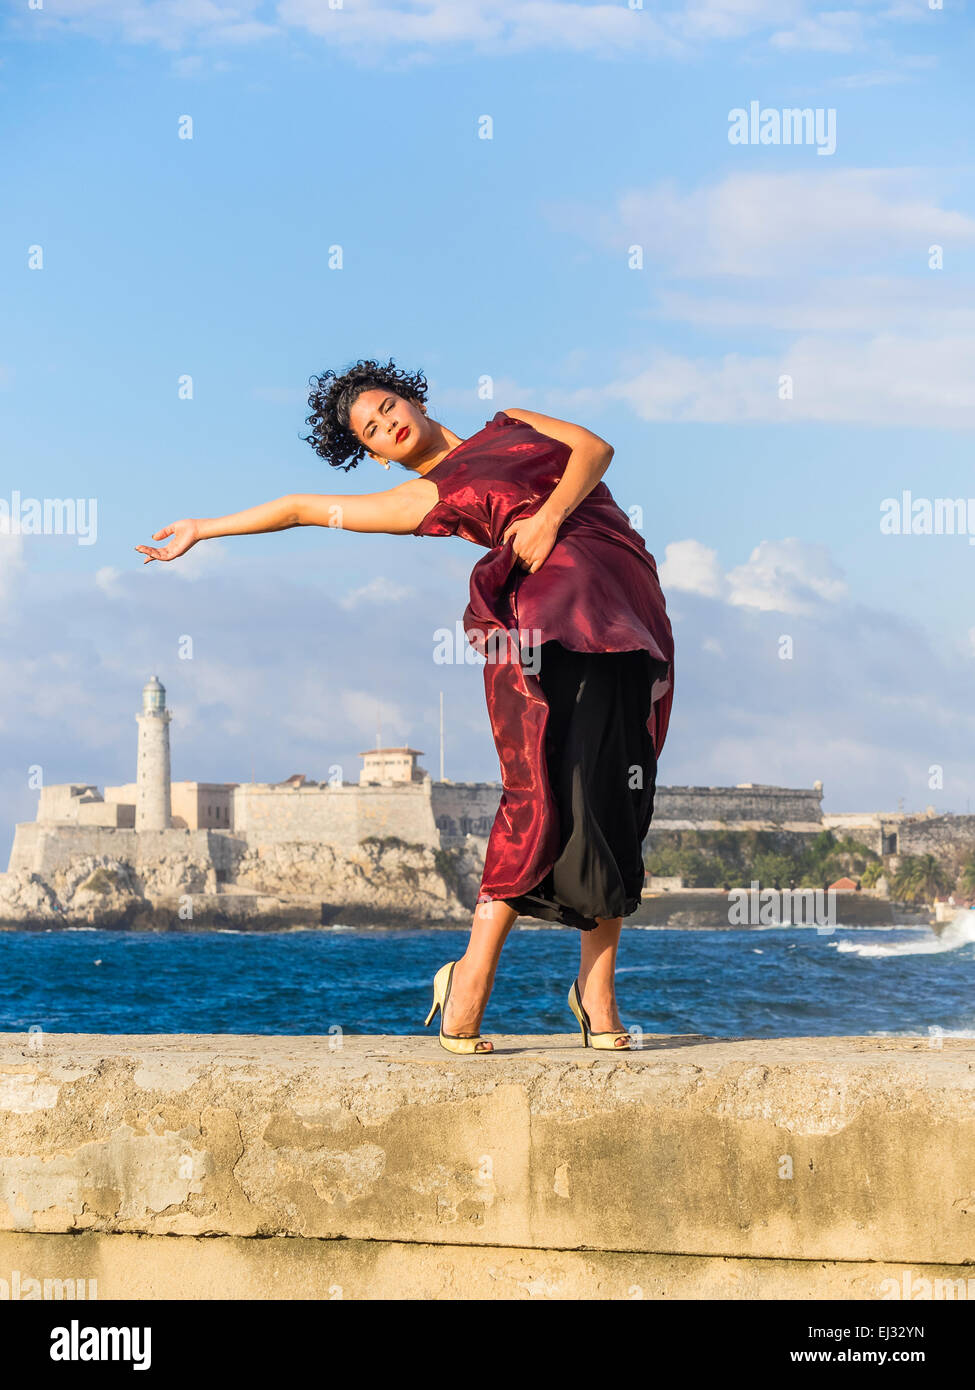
[[502, 640, 661, 931]]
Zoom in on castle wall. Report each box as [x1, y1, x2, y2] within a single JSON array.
[[37, 785, 99, 821], [7, 825, 245, 881], [898, 815, 975, 858], [827, 824, 883, 854], [232, 782, 440, 850], [104, 783, 138, 805], [171, 782, 235, 831], [652, 785, 823, 829], [79, 801, 134, 828], [822, 813, 908, 856], [36, 785, 134, 829], [430, 782, 502, 845]]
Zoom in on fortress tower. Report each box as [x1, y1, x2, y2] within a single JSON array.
[[135, 675, 172, 831]]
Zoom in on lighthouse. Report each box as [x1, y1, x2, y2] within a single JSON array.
[[136, 675, 172, 831]]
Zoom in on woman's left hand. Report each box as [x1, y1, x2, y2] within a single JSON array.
[[501, 509, 561, 574]]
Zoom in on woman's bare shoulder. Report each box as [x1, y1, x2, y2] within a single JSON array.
[[391, 474, 442, 532]]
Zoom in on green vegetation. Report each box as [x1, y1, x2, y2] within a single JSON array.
[[888, 854, 954, 905], [644, 831, 975, 905], [644, 829, 880, 890], [78, 867, 122, 895], [860, 860, 885, 889]]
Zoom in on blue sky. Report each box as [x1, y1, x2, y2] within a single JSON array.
[[2, 0, 975, 860]]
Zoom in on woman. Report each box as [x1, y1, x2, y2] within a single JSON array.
[[136, 359, 675, 1055]]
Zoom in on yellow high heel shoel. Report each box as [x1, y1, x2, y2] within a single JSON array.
[[568, 978, 631, 1050], [425, 961, 495, 1055]]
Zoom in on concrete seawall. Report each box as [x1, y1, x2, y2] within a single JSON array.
[[1, 1033, 973, 1299]]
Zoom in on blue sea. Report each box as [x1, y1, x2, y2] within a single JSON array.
[[1, 915, 974, 1038]]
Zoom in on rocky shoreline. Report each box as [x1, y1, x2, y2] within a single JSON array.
[[0, 838, 486, 931], [0, 864, 935, 933]]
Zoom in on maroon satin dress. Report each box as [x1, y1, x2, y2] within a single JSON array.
[[412, 410, 675, 925]]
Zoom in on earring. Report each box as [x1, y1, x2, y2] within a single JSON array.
[[379, 458, 390, 470]]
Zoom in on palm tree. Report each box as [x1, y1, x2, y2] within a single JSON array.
[[890, 854, 953, 905], [861, 860, 884, 889]]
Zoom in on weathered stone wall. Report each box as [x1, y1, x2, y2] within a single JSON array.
[[37, 786, 99, 822], [170, 782, 235, 831], [231, 782, 440, 851], [1, 1032, 972, 1300], [431, 782, 502, 845], [36, 785, 134, 829], [653, 785, 823, 828], [899, 815, 975, 858], [822, 814, 909, 856], [8, 826, 235, 882]]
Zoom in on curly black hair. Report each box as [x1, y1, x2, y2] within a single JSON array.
[[303, 358, 429, 471]]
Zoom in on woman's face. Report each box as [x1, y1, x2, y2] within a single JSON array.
[[348, 389, 433, 466]]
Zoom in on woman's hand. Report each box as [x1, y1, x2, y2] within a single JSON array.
[[135, 519, 201, 565], [501, 508, 561, 574]]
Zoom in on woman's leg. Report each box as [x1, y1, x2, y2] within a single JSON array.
[[578, 914, 630, 1045], [442, 899, 519, 1052]]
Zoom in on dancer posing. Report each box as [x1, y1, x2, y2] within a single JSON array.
[[136, 359, 674, 1054]]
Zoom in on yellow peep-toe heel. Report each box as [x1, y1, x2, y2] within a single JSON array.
[[424, 961, 494, 1055], [568, 978, 631, 1050]]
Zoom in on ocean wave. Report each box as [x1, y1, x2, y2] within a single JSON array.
[[833, 911, 975, 959]]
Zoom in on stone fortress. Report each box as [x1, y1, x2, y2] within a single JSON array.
[[2, 676, 972, 928]]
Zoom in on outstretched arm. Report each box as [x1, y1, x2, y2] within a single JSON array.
[[135, 479, 437, 563], [500, 409, 613, 573]]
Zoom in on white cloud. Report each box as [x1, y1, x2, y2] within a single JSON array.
[[95, 565, 122, 597], [658, 539, 727, 599], [36, 0, 277, 49], [593, 333, 975, 427], [339, 575, 413, 609], [279, 0, 678, 59], [726, 538, 848, 612], [553, 169, 975, 428], [653, 584, 975, 811], [659, 536, 847, 613], [677, 0, 804, 41], [16, 0, 930, 59], [0, 544, 494, 859], [654, 276, 975, 338], [770, 10, 869, 52], [586, 170, 975, 278], [340, 688, 409, 744]]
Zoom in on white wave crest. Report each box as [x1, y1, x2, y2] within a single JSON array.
[[834, 911, 975, 959]]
